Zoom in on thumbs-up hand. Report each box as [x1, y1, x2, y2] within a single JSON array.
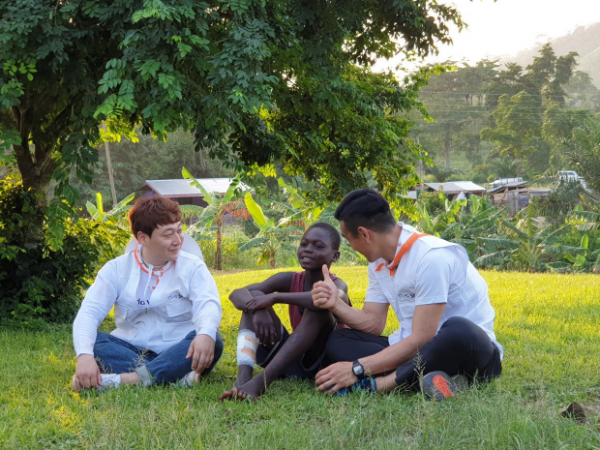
[[312, 264, 338, 310]]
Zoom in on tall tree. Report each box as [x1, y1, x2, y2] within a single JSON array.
[[480, 44, 579, 174], [564, 71, 600, 111], [564, 118, 600, 193], [0, 0, 467, 247], [412, 60, 497, 170]]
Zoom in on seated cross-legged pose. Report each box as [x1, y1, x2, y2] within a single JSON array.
[[219, 223, 350, 402], [312, 189, 503, 401], [72, 196, 223, 392]]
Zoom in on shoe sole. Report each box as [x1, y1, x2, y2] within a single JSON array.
[[432, 374, 455, 399]]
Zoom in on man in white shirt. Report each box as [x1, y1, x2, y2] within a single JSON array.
[[72, 196, 222, 391], [312, 189, 502, 400]]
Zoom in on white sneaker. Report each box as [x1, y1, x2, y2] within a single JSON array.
[[98, 373, 122, 392], [179, 371, 201, 387]]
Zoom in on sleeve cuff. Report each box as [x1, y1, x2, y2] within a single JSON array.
[[415, 295, 448, 306], [195, 321, 220, 341], [75, 348, 94, 358]]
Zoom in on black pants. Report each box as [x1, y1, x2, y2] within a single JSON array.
[[325, 316, 502, 390]]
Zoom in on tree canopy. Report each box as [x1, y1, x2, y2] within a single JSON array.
[[411, 44, 596, 182], [0, 0, 466, 240]]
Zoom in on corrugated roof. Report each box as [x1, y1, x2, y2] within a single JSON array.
[[144, 178, 249, 197], [423, 181, 486, 194], [487, 181, 528, 194]]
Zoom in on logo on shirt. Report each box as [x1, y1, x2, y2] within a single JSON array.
[[167, 294, 184, 302], [398, 293, 415, 301]]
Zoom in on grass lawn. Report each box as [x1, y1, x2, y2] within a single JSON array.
[[1, 269, 599, 449]]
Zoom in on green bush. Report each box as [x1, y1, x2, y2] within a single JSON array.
[[0, 179, 120, 325], [415, 191, 446, 213], [196, 227, 264, 271]]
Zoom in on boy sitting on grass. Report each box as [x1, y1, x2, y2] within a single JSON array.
[[219, 222, 349, 401]]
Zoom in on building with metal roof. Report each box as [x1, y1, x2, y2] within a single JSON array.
[[414, 181, 486, 200], [141, 178, 249, 206]]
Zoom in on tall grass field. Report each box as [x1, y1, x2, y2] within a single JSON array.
[[1, 269, 599, 449]]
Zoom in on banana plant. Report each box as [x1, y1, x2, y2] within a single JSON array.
[[183, 167, 246, 270], [546, 233, 600, 273], [240, 192, 301, 269], [277, 178, 324, 230], [86, 192, 135, 225], [498, 205, 571, 272], [85, 192, 135, 261]]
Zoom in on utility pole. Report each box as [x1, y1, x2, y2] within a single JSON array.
[[416, 136, 424, 198], [102, 123, 118, 207], [444, 124, 451, 169]]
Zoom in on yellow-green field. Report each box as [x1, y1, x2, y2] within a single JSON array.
[[1, 269, 599, 449]]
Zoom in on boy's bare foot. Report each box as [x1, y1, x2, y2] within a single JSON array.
[[219, 387, 247, 402], [218, 373, 268, 402], [233, 365, 253, 388]]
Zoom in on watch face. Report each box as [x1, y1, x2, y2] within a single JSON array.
[[353, 363, 364, 376]]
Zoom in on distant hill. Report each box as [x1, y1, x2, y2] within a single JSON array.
[[502, 22, 600, 87]]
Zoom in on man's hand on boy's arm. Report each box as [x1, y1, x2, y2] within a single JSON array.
[[187, 334, 215, 374], [73, 354, 102, 391]]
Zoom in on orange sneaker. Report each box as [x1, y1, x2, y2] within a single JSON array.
[[423, 371, 467, 401]]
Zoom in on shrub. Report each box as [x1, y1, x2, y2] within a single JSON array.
[[0, 179, 118, 325], [415, 191, 446, 213]]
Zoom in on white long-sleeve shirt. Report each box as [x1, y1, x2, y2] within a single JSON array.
[[73, 248, 222, 357]]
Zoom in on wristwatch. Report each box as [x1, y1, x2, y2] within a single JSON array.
[[352, 360, 366, 379]]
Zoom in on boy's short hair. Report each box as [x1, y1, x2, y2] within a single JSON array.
[[334, 189, 396, 237], [306, 222, 341, 251], [129, 195, 182, 238]]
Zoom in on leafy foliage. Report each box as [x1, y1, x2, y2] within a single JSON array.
[[0, 179, 127, 325], [0, 0, 466, 246], [240, 192, 301, 268], [564, 117, 600, 193], [183, 167, 247, 270]]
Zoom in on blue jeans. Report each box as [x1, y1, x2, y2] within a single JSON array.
[[93, 330, 224, 386]]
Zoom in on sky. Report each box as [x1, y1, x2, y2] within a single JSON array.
[[373, 0, 600, 72]]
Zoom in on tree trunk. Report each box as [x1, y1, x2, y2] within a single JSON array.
[[13, 143, 57, 207], [102, 123, 118, 208], [9, 107, 57, 207], [269, 251, 276, 269]]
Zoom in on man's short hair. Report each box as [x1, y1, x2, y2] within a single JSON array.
[[129, 195, 182, 238], [334, 189, 396, 237], [306, 222, 341, 251]]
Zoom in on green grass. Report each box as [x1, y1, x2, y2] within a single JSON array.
[[1, 269, 600, 449]]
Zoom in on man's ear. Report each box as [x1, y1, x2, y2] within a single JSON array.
[[136, 231, 148, 246], [357, 226, 371, 243]]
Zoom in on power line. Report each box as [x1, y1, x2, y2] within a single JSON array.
[[419, 90, 599, 98]]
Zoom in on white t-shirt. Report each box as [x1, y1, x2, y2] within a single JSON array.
[[365, 223, 503, 359]]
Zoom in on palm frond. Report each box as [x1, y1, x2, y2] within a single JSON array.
[[238, 237, 269, 251]]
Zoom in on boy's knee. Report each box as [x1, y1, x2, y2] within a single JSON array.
[[302, 309, 333, 323]]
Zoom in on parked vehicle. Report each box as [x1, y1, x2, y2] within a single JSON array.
[[557, 171, 587, 189]]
